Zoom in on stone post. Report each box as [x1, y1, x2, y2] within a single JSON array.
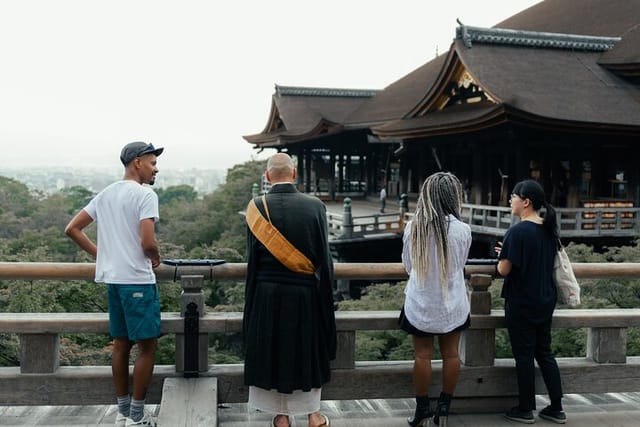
[[19, 334, 59, 373], [587, 327, 627, 363], [460, 274, 495, 366], [336, 198, 354, 299], [342, 197, 353, 239], [399, 193, 408, 230], [175, 275, 209, 374]]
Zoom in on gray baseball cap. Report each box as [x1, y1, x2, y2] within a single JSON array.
[[120, 141, 164, 165]]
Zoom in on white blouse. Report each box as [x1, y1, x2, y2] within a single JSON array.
[[402, 216, 472, 333]]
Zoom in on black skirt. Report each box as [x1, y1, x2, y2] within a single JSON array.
[[244, 275, 332, 394], [398, 307, 471, 337]]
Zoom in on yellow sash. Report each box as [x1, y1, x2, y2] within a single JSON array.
[[245, 195, 315, 275]]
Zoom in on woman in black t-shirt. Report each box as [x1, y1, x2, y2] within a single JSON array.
[[495, 179, 567, 424]]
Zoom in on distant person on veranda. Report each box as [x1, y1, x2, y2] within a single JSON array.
[[65, 141, 163, 427], [399, 172, 472, 427]]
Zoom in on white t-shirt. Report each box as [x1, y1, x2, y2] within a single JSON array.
[[84, 180, 159, 284], [402, 216, 471, 333]]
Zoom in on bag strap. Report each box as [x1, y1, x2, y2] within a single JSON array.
[[245, 196, 315, 275]]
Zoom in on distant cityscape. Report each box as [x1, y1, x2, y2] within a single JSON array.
[[0, 166, 226, 196]]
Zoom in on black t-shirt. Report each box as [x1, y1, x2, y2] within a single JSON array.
[[499, 221, 557, 323]]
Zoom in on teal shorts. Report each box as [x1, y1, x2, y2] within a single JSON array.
[[107, 284, 160, 341]]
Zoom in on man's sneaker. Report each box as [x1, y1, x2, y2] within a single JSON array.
[[504, 406, 535, 424], [115, 412, 127, 427], [125, 411, 157, 426], [538, 406, 567, 424]]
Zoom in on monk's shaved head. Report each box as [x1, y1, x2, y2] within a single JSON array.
[[266, 152, 296, 183]]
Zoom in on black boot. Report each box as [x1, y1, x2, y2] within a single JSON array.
[[407, 395, 432, 427], [433, 392, 452, 426]]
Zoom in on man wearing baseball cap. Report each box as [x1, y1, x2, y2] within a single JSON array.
[[65, 141, 164, 426]]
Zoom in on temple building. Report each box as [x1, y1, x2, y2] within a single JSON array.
[[244, 0, 640, 256]]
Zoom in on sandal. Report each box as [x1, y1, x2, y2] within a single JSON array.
[[309, 413, 330, 427], [271, 414, 295, 427]]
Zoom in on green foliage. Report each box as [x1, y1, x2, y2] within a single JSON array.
[[60, 186, 95, 214], [209, 334, 243, 364], [0, 160, 265, 367], [4, 163, 640, 368], [156, 185, 198, 204], [337, 282, 405, 311], [155, 159, 265, 256], [337, 282, 410, 360], [356, 330, 413, 361]]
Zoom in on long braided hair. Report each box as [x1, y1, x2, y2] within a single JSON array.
[[410, 172, 464, 289]]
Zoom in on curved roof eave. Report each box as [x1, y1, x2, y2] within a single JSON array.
[[243, 119, 344, 147], [373, 103, 506, 138], [373, 103, 640, 141]]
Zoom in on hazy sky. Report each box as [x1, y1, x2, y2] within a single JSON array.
[[0, 0, 540, 171]]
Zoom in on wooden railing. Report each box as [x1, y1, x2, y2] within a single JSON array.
[[327, 197, 410, 239], [460, 204, 640, 238], [327, 201, 640, 240], [1, 262, 640, 413], [327, 211, 406, 238]]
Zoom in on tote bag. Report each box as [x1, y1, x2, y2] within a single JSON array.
[[553, 246, 581, 307]]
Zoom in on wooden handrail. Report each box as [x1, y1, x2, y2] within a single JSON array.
[[3, 261, 640, 280]]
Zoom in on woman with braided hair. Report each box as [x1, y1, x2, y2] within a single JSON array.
[[399, 172, 472, 427]]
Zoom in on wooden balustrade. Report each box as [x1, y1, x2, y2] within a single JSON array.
[[328, 201, 640, 240], [1, 262, 640, 412]]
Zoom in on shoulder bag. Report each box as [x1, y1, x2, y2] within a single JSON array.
[[553, 242, 581, 307]]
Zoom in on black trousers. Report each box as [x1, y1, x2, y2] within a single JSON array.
[[506, 306, 563, 411]]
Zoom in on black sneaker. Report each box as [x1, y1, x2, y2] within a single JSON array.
[[538, 406, 567, 424], [504, 406, 535, 424]]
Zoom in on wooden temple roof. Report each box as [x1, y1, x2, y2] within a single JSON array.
[[244, 0, 640, 148], [368, 0, 640, 139], [243, 85, 378, 147], [373, 28, 640, 138], [495, 0, 640, 38]]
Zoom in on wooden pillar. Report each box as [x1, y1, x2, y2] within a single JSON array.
[[460, 274, 495, 366], [359, 155, 365, 192], [568, 159, 582, 208], [331, 331, 355, 369], [330, 152, 336, 200], [19, 333, 59, 373], [471, 145, 484, 204], [338, 154, 344, 194], [591, 146, 603, 199], [305, 149, 312, 193]]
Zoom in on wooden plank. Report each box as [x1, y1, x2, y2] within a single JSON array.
[[2, 358, 640, 408], [157, 378, 217, 427]]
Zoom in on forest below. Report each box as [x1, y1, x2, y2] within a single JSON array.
[[1, 159, 640, 367]]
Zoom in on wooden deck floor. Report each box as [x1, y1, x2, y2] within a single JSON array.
[[2, 394, 640, 426]]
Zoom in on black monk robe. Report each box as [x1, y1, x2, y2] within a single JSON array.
[[243, 183, 337, 394]]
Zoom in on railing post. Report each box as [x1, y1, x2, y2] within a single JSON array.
[[587, 327, 627, 363], [399, 193, 408, 230], [175, 275, 209, 374], [341, 197, 353, 239], [19, 333, 59, 373], [336, 198, 354, 299], [331, 331, 356, 369], [460, 274, 495, 366]]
